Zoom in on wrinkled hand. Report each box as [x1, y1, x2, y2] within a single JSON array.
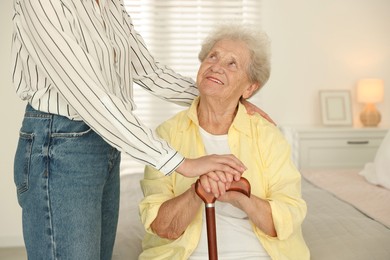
[[198, 174, 231, 198], [176, 154, 246, 182], [241, 100, 276, 126], [217, 189, 246, 203]]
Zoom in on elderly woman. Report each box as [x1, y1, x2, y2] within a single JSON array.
[[139, 24, 309, 260]]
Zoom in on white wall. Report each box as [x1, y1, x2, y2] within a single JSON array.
[[259, 0, 390, 127], [1, 0, 389, 247], [0, 0, 25, 247]]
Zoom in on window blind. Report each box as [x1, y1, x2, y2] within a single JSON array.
[[121, 0, 263, 174]]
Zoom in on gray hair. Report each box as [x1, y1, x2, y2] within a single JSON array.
[[198, 24, 271, 95]]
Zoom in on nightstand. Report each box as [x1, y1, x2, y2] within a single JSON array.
[[282, 127, 388, 169]]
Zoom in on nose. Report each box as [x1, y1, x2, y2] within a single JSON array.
[[210, 63, 224, 74]]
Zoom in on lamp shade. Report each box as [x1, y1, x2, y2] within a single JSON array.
[[357, 78, 384, 104]]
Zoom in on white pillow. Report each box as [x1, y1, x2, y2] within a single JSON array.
[[359, 162, 378, 185], [374, 130, 390, 189], [360, 130, 390, 189]]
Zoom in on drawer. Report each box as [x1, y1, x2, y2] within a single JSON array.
[[299, 138, 382, 168]]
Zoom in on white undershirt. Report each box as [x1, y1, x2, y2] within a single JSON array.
[[190, 127, 270, 260]]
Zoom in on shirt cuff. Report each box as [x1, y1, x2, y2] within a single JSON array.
[[156, 151, 185, 176]]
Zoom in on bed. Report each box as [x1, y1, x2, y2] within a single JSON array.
[[301, 168, 390, 259], [112, 168, 390, 260], [112, 128, 390, 260]]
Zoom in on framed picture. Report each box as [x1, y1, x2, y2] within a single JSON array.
[[320, 90, 353, 126]]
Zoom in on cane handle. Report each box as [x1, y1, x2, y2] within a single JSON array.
[[195, 177, 251, 204]]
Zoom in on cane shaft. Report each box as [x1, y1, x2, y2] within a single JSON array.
[[205, 206, 218, 260], [195, 178, 251, 260]]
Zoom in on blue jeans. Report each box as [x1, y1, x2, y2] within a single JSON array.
[[14, 104, 121, 260]]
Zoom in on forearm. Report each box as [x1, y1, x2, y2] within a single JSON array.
[[248, 196, 276, 237], [133, 68, 198, 106], [151, 185, 203, 240], [234, 195, 277, 237]]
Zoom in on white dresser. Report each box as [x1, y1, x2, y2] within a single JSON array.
[[281, 127, 388, 169]]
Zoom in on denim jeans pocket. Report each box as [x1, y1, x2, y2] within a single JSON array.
[[50, 119, 92, 138], [14, 131, 34, 195]]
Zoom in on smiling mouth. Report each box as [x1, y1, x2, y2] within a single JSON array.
[[207, 77, 224, 85]]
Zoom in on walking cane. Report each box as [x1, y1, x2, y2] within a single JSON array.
[[195, 177, 251, 260]]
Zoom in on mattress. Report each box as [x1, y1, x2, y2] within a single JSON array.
[[113, 171, 390, 259], [301, 168, 390, 228], [301, 169, 390, 260]]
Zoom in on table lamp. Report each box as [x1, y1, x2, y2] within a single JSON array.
[[357, 78, 384, 127]]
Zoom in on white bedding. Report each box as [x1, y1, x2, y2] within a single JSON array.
[[112, 173, 145, 260], [302, 175, 390, 260], [302, 168, 390, 228], [112, 171, 390, 260]]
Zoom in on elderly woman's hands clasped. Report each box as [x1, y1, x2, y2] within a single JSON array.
[[176, 155, 247, 195]]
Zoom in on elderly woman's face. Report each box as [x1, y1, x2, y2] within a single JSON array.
[[196, 39, 256, 103]]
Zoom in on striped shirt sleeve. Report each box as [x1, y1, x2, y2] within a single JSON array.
[[11, 0, 197, 175]]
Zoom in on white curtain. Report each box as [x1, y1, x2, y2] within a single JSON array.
[[122, 0, 263, 174]]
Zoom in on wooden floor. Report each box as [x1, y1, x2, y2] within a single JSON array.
[[0, 247, 26, 260]]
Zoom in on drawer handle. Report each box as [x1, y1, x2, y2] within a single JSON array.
[[347, 141, 369, 145]]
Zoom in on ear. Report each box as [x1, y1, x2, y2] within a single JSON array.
[[242, 82, 260, 99]]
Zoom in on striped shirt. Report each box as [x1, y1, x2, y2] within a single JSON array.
[[11, 0, 198, 175]]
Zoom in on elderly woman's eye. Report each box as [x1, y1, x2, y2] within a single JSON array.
[[208, 54, 216, 59]]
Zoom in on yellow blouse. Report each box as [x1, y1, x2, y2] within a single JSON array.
[[139, 97, 310, 260]]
